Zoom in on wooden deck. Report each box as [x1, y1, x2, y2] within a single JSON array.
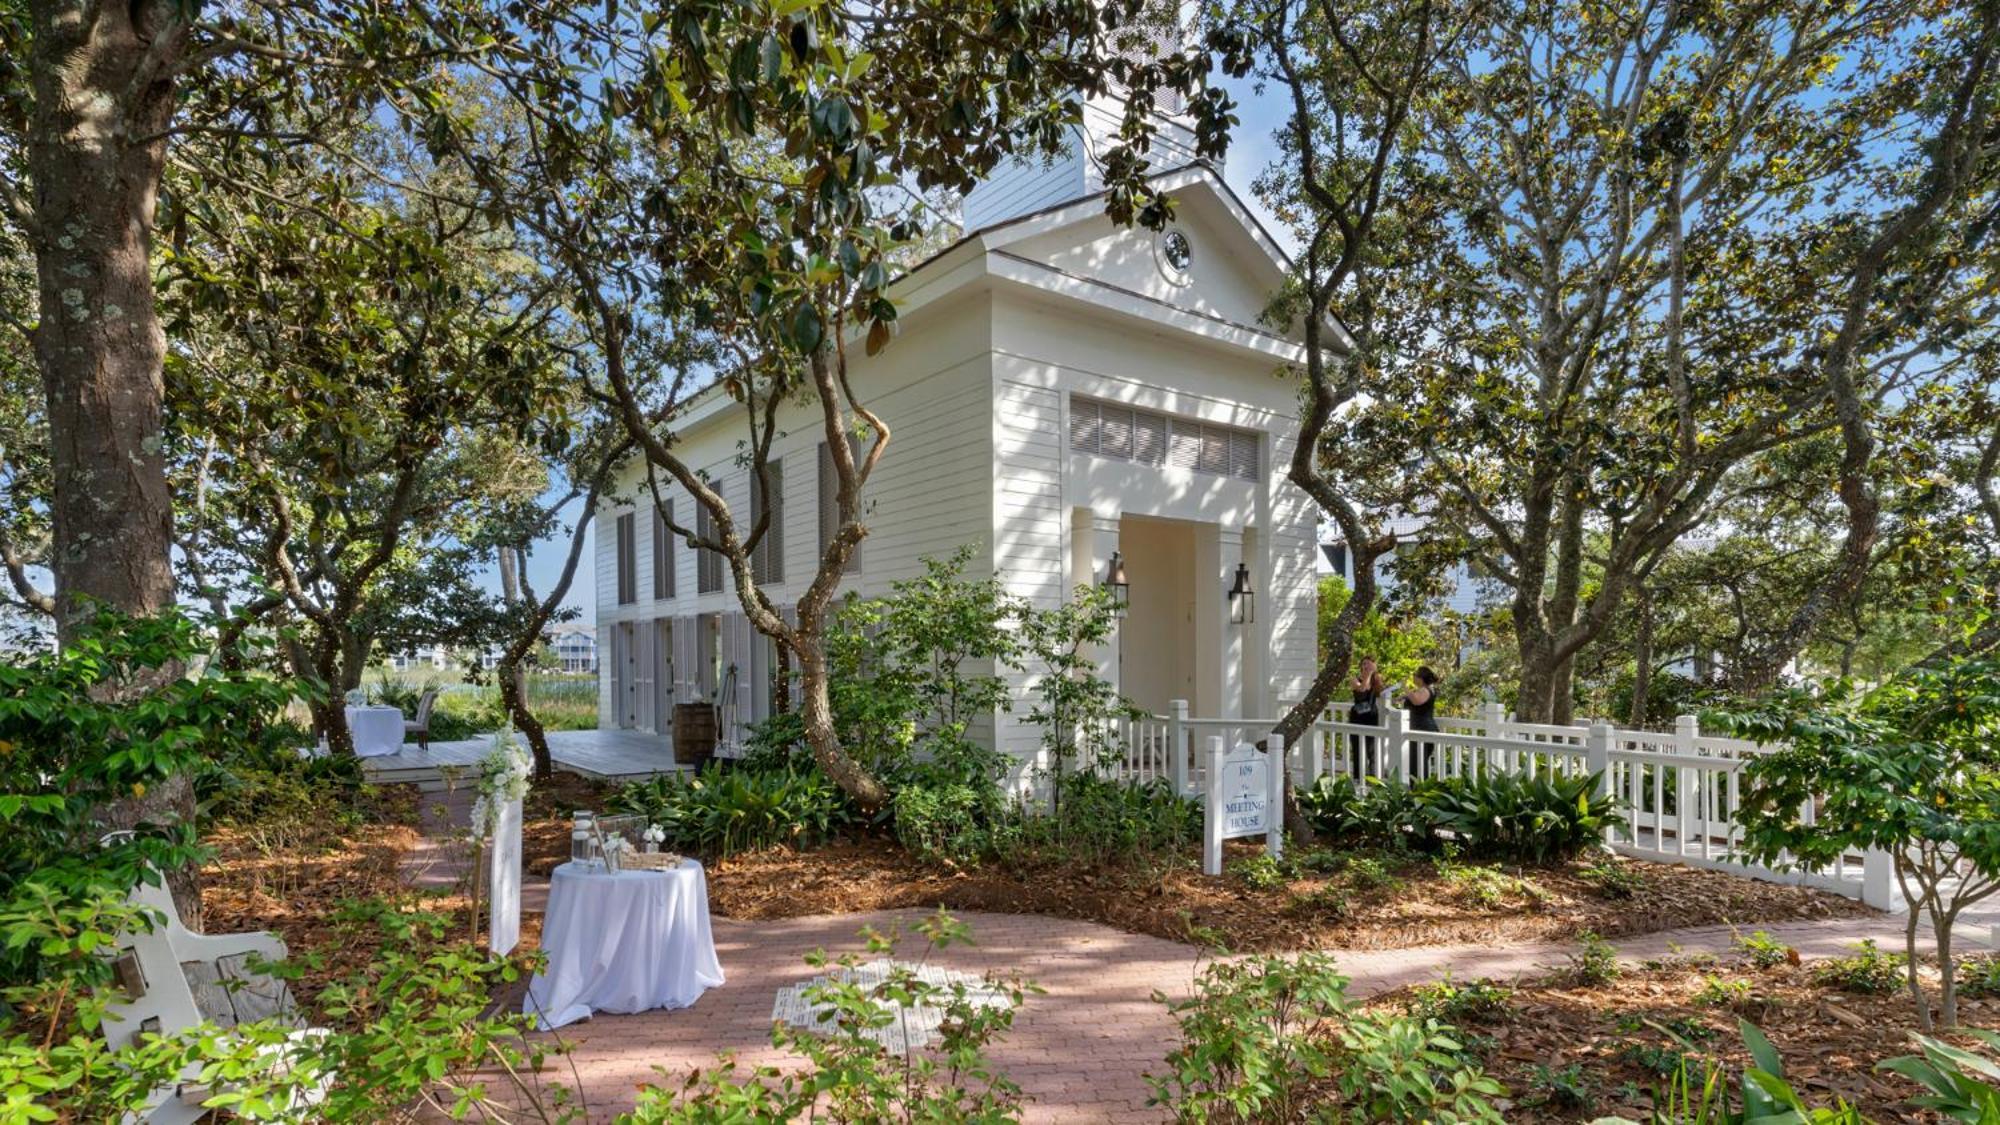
[[358, 729, 686, 789]]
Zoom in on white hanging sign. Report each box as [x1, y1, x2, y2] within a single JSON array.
[[489, 796, 523, 956], [1203, 736, 1286, 876]]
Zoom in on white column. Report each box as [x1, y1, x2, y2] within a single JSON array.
[[1195, 526, 1246, 721], [1071, 508, 1121, 694], [1242, 525, 1269, 720]]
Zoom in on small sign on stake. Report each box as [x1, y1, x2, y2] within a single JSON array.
[[1203, 734, 1286, 876]]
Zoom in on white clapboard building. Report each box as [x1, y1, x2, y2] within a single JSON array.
[[593, 91, 1318, 772]]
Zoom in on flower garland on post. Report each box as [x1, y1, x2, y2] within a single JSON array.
[[469, 726, 532, 946]]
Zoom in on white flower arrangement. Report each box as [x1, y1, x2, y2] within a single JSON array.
[[469, 726, 532, 843], [642, 824, 665, 845]]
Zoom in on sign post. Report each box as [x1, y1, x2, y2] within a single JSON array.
[[1203, 735, 1287, 876]]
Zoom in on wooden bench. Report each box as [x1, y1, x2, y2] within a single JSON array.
[[102, 877, 320, 1124]]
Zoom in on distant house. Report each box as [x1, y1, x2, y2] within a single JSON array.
[[386, 645, 452, 672], [593, 84, 1321, 770], [550, 622, 596, 674], [1320, 517, 1499, 618]]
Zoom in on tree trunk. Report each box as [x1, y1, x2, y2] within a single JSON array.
[[1629, 587, 1654, 727], [27, 2, 195, 913], [313, 639, 356, 756], [1514, 633, 1559, 724], [28, 2, 181, 633], [494, 544, 554, 779], [796, 636, 888, 811]]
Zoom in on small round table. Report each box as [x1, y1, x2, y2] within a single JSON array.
[[523, 860, 724, 1029], [344, 705, 405, 758]]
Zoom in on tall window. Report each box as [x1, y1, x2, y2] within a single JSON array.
[[1069, 396, 1260, 481], [696, 500, 724, 593], [615, 512, 637, 605], [751, 463, 785, 585], [817, 439, 862, 574], [651, 501, 674, 599]]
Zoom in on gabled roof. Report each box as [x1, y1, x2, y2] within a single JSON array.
[[668, 163, 1336, 436]]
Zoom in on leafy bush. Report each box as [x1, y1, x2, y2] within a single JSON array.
[[1882, 1028, 2000, 1122], [1420, 771, 1623, 864], [1149, 953, 1503, 1124], [1713, 657, 2000, 1029], [1811, 939, 1907, 995], [892, 776, 999, 866], [1579, 859, 1649, 899], [1735, 930, 1796, 970], [1299, 771, 1621, 864], [1297, 775, 1434, 848], [1564, 932, 1621, 985], [616, 763, 854, 857], [1962, 956, 2000, 999], [1229, 854, 1286, 890], [0, 611, 295, 986], [1405, 977, 1513, 1024], [987, 774, 1200, 870], [627, 910, 1027, 1123], [0, 888, 560, 1122]]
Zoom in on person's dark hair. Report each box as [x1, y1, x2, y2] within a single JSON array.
[[1416, 665, 1439, 686]]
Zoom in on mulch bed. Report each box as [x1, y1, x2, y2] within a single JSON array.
[[699, 837, 1874, 952], [1367, 950, 2000, 1121]]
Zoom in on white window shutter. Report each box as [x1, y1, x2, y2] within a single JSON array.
[[1068, 398, 1099, 453]]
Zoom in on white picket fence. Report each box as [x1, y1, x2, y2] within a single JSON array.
[[1110, 699, 1898, 911]]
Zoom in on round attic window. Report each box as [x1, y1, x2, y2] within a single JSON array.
[[1157, 228, 1194, 284]]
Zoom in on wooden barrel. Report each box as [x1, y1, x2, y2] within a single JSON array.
[[672, 703, 718, 765]]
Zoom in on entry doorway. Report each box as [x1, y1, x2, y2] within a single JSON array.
[[1117, 515, 1199, 716]]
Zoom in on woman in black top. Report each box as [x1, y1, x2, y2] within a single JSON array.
[[1401, 666, 1441, 779], [1347, 656, 1384, 778]]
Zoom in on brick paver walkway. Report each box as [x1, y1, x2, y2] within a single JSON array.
[[407, 790, 1998, 1123]]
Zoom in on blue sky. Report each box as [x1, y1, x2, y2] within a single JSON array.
[[500, 76, 1292, 625]]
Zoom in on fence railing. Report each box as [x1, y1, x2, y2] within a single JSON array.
[[1111, 699, 1897, 911]]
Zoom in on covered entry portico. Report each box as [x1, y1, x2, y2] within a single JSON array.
[[1069, 508, 1270, 722]]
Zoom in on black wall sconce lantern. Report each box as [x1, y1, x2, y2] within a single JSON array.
[[1103, 550, 1130, 616], [1228, 562, 1254, 625]]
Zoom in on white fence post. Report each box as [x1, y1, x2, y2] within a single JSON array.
[[1586, 721, 1614, 845], [1481, 699, 1506, 739], [1267, 735, 1287, 862], [1203, 736, 1226, 876], [1673, 714, 1698, 858], [1170, 700, 1189, 797], [1862, 847, 1897, 911], [1384, 707, 1408, 786]]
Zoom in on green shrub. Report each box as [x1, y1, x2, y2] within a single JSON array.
[[892, 777, 998, 865], [1149, 953, 1503, 1123], [616, 763, 854, 857], [1812, 939, 1907, 995], [1961, 956, 2000, 999], [1229, 853, 1286, 890], [1524, 1062, 1595, 1112], [1734, 930, 1795, 970], [1564, 932, 1621, 985], [1405, 977, 1513, 1024], [627, 910, 1026, 1123], [1881, 1028, 2000, 1121], [1297, 775, 1435, 848], [1693, 975, 1753, 1008], [1579, 859, 1648, 899], [989, 774, 1199, 870], [0, 888, 560, 1122], [1420, 771, 1623, 864]]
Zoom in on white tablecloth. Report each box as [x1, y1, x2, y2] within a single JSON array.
[[345, 705, 404, 758], [524, 860, 724, 1029]]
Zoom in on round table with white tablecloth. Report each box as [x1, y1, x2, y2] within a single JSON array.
[[523, 860, 724, 1029], [344, 705, 405, 758]]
